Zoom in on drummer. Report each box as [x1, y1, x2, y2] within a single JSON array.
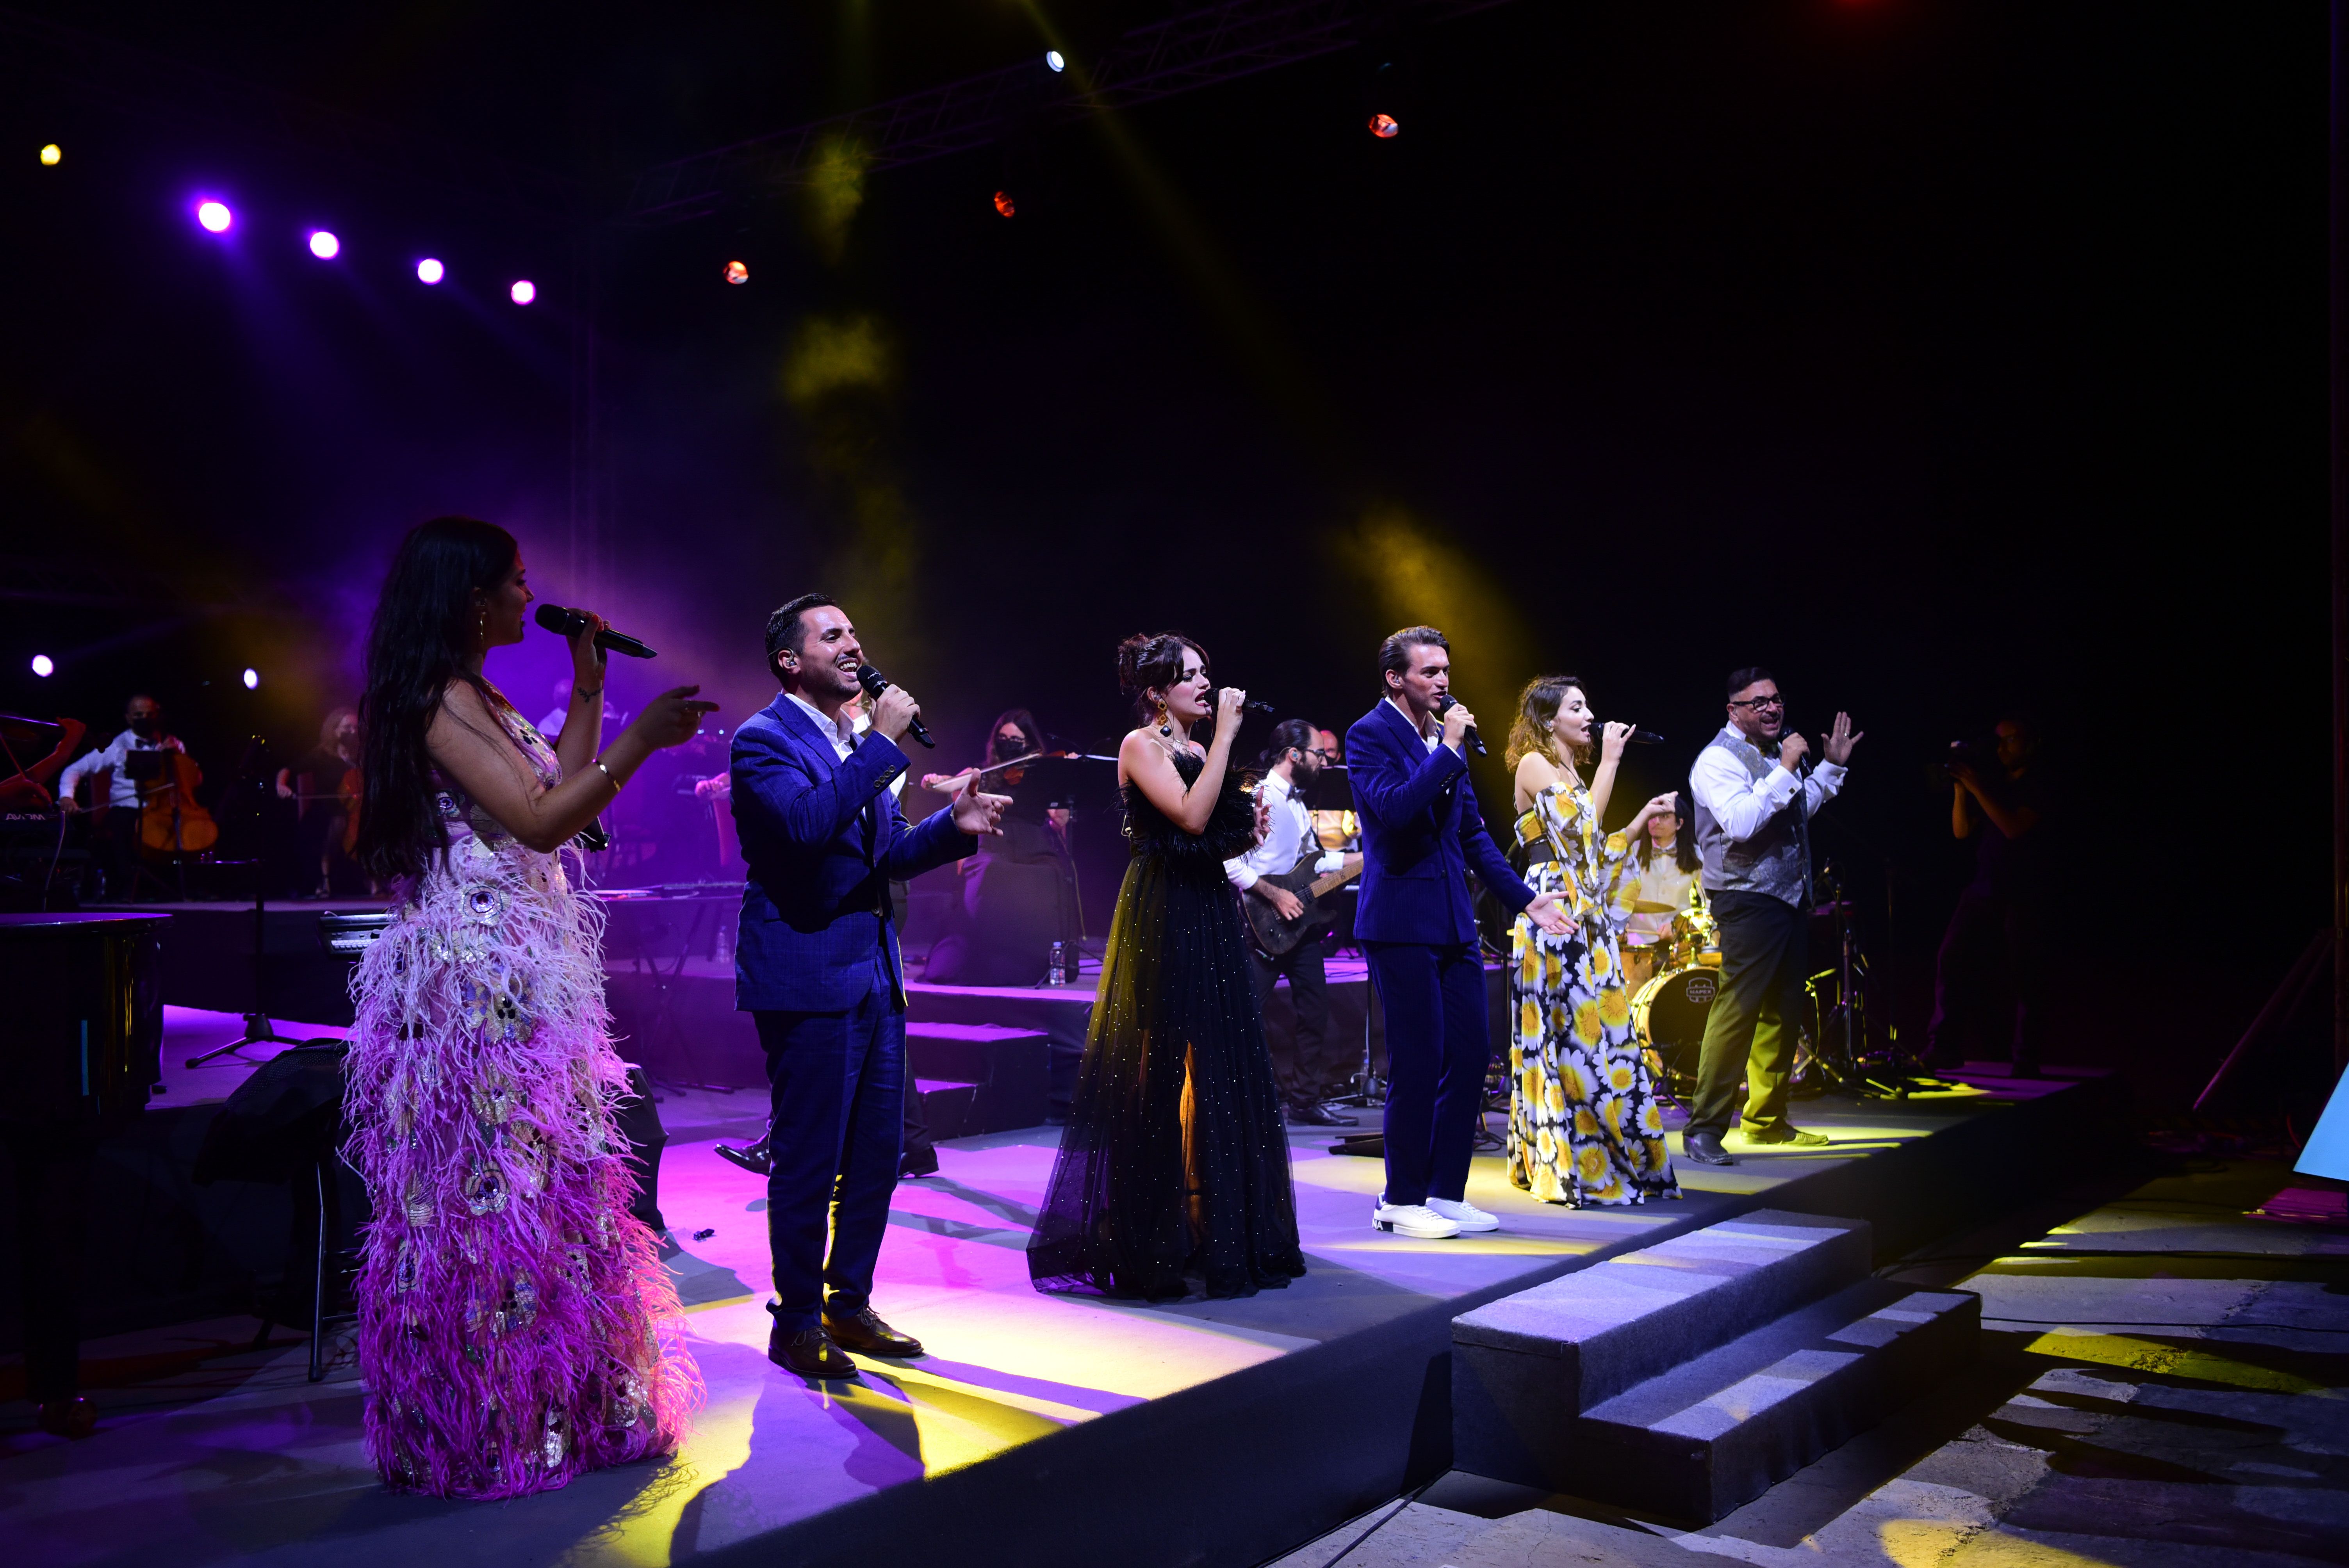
[[1622, 791, 1702, 987]]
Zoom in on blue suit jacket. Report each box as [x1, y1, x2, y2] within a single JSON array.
[[731, 695, 974, 1013], [1346, 699, 1536, 946]]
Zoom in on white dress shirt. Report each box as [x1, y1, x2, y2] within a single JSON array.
[[1689, 725, 1847, 905], [1386, 695, 1445, 754], [59, 729, 185, 810], [1225, 769, 1343, 890], [787, 691, 859, 762], [1688, 735, 1845, 843]]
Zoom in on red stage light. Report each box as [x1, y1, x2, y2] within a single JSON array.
[[724, 260, 749, 284], [993, 191, 1016, 218], [1368, 113, 1400, 139]]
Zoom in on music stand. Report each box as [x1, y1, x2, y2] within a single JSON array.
[[186, 859, 312, 1067]]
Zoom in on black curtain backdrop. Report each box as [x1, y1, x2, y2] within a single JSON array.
[[0, 2, 2326, 1106]]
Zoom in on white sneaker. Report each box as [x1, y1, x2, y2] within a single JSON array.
[[1426, 1196, 1499, 1232], [1372, 1199, 1461, 1239]]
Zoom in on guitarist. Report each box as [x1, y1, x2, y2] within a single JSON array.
[[1224, 719, 1358, 1128]]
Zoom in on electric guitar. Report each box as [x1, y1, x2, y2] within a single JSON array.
[[1242, 852, 1365, 957]]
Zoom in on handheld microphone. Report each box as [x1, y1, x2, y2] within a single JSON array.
[[1435, 694, 1486, 757], [855, 663, 935, 749], [1237, 697, 1274, 714], [1604, 725, 1667, 746], [535, 604, 657, 659]]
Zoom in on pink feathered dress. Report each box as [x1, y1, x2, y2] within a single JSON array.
[[342, 700, 697, 1499]]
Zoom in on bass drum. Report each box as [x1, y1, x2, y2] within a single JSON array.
[[1633, 965, 1720, 1092]]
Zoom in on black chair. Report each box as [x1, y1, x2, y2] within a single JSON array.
[[191, 1043, 356, 1383]]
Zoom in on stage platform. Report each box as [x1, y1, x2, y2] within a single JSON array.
[[2, 1013, 2131, 1568], [98, 900, 1506, 1117]]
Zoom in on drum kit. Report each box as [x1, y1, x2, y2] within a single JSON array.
[[1624, 888, 1725, 1100], [1625, 864, 1918, 1103]]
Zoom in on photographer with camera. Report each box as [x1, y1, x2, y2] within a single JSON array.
[[1928, 714, 2050, 1076]]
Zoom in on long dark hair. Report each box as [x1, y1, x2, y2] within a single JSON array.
[[986, 707, 1043, 766], [356, 517, 519, 882], [1637, 789, 1702, 874]]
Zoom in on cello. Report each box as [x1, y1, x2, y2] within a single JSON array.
[[136, 748, 218, 857]]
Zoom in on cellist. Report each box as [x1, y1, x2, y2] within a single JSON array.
[[57, 693, 187, 899]]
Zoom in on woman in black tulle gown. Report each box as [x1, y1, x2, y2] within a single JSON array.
[[1028, 633, 1306, 1300]]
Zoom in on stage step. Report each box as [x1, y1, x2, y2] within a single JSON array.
[[1573, 1280, 1978, 1520], [1453, 1209, 1870, 1431], [1451, 1208, 1978, 1521], [904, 1022, 1048, 1137]]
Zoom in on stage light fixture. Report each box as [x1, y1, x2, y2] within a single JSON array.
[[994, 190, 1016, 217], [308, 230, 340, 259], [1046, 50, 1065, 72], [725, 260, 749, 284], [416, 257, 445, 284], [30, 655, 53, 678], [1368, 113, 1399, 139], [242, 668, 260, 691], [196, 199, 233, 233], [510, 279, 536, 305], [39, 144, 60, 166]]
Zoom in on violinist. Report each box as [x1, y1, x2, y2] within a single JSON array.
[[917, 708, 1083, 985], [57, 694, 188, 900], [275, 706, 364, 898]]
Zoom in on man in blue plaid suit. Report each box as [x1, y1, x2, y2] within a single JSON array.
[[732, 593, 1006, 1380]]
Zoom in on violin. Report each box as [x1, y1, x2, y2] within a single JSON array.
[[137, 748, 219, 855], [337, 763, 362, 855]]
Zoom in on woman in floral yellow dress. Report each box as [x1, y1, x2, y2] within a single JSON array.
[[1503, 677, 1681, 1206]]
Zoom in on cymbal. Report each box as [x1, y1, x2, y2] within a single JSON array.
[[1629, 900, 1683, 915]]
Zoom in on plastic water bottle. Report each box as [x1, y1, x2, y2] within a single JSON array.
[[1048, 941, 1068, 987]]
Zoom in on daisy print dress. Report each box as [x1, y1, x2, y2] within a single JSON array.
[[1505, 780, 1680, 1207]]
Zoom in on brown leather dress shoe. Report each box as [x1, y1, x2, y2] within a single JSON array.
[[822, 1306, 924, 1359], [770, 1326, 859, 1380]]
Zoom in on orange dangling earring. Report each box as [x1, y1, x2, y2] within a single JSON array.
[[1155, 700, 1172, 738]]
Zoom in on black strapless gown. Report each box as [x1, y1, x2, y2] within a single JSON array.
[[1027, 751, 1306, 1299]]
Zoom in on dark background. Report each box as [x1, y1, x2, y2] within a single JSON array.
[[0, 2, 2328, 1110]]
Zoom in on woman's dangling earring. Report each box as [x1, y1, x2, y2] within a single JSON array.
[[1156, 701, 1172, 738]]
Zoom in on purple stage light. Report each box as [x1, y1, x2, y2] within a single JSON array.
[[510, 279, 536, 306], [30, 654, 54, 678], [416, 257, 445, 285], [308, 230, 340, 259], [196, 200, 233, 233], [242, 668, 260, 691]]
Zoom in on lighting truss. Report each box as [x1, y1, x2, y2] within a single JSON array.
[[618, 0, 1520, 225]]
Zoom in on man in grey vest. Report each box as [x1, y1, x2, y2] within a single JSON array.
[[1682, 666, 1862, 1165]]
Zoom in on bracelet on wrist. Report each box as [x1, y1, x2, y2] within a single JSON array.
[[574, 686, 602, 702]]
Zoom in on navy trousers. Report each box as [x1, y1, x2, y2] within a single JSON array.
[[1363, 939, 1490, 1208], [754, 968, 905, 1333]]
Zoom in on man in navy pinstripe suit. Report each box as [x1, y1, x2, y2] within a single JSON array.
[[733, 594, 1007, 1380]]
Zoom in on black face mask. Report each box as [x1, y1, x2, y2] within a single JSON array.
[[999, 733, 1032, 756], [128, 713, 158, 738]]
